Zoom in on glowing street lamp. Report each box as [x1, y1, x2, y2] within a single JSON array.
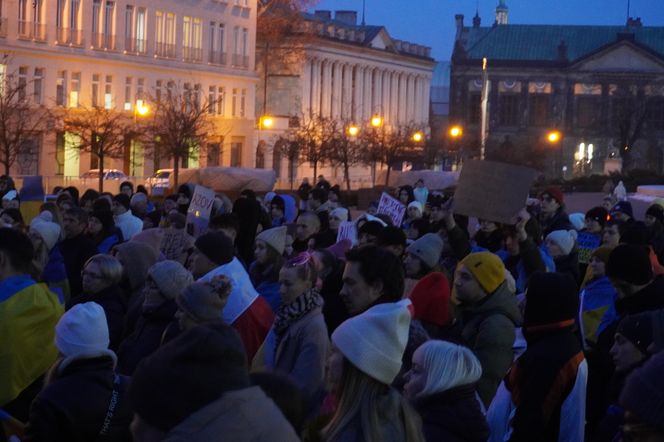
[[412, 131, 424, 143], [449, 125, 462, 138], [347, 125, 360, 137], [260, 116, 274, 129], [547, 130, 561, 143], [135, 99, 150, 116], [370, 115, 383, 128]]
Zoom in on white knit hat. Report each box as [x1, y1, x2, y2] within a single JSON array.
[[546, 230, 578, 256], [406, 232, 443, 268], [55, 302, 116, 370], [332, 299, 413, 385], [569, 213, 585, 231], [330, 207, 349, 222], [407, 201, 423, 214], [148, 260, 194, 300], [30, 214, 62, 251], [256, 225, 287, 255]]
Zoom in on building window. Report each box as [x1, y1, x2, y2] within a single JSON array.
[[56, 0, 65, 29], [240, 88, 246, 117], [231, 88, 237, 116], [217, 86, 225, 115], [183, 16, 202, 62], [577, 96, 600, 129], [56, 70, 67, 107], [194, 84, 201, 111], [208, 86, 216, 115], [468, 93, 481, 124], [209, 22, 226, 64], [124, 5, 133, 47], [498, 94, 520, 126], [136, 77, 144, 99], [233, 26, 240, 66], [92, 73, 100, 107], [155, 79, 162, 101], [207, 142, 220, 166], [70, 0, 80, 30], [92, 0, 101, 35], [70, 72, 80, 107], [124, 77, 132, 110], [33, 68, 44, 104], [104, 75, 113, 109], [135, 7, 146, 52], [230, 139, 242, 167], [241, 28, 248, 67], [528, 94, 549, 126], [154, 10, 176, 57], [18, 66, 27, 101]]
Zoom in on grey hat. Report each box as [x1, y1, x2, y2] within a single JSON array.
[[406, 233, 443, 269]]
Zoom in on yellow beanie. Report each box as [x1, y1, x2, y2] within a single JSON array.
[[459, 252, 506, 294]]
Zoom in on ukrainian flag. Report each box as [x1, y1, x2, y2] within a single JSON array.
[[18, 176, 45, 226], [0, 275, 63, 406]]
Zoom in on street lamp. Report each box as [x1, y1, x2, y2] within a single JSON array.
[[347, 124, 360, 137], [260, 115, 273, 129], [412, 131, 424, 143], [370, 115, 383, 128], [546, 129, 563, 178], [449, 125, 463, 138], [547, 130, 561, 143]]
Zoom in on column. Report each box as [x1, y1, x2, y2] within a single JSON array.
[[321, 61, 332, 117], [407, 75, 415, 122], [301, 57, 312, 116], [422, 75, 431, 125], [331, 62, 343, 119], [414, 76, 423, 123], [382, 71, 391, 125], [310, 58, 321, 116], [352, 66, 363, 122], [390, 72, 399, 125], [399, 73, 407, 124], [342, 64, 353, 120], [363, 67, 373, 120], [374, 69, 383, 115]]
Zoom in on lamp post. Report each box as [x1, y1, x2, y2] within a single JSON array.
[[448, 125, 463, 170], [546, 129, 563, 179]]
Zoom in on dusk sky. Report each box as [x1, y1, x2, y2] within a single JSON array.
[[312, 0, 664, 61]]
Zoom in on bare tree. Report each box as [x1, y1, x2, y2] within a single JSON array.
[[62, 106, 132, 192], [143, 83, 214, 189], [326, 119, 364, 191], [282, 114, 333, 184], [362, 122, 425, 186], [0, 64, 49, 175], [274, 136, 301, 189], [612, 90, 648, 170]]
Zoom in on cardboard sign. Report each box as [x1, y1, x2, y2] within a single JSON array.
[[186, 185, 216, 237], [454, 160, 537, 224], [337, 221, 358, 245], [577, 232, 601, 264], [377, 192, 406, 227]]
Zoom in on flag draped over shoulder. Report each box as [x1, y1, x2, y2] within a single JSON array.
[[0, 275, 63, 406], [18, 176, 45, 225]]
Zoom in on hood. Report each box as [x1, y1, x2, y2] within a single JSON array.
[[114, 241, 160, 291], [616, 275, 664, 316], [458, 282, 522, 325]]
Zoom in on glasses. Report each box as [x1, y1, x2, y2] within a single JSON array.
[[81, 270, 104, 279]]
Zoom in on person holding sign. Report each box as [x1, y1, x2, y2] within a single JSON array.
[[538, 187, 573, 237], [545, 230, 580, 284]]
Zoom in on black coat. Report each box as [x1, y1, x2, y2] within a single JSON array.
[[540, 209, 573, 238], [116, 299, 177, 375], [23, 357, 132, 442], [58, 234, 98, 299], [414, 385, 490, 442], [319, 264, 348, 335], [67, 285, 128, 352]]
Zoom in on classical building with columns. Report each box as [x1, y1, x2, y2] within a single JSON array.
[[256, 10, 435, 188]]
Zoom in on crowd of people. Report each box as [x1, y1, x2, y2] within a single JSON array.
[[1, 172, 664, 442]]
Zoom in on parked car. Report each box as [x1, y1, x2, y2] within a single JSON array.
[[80, 169, 128, 181], [145, 169, 173, 195], [75, 169, 129, 193]]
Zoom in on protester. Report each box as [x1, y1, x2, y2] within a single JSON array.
[[545, 229, 580, 282], [538, 186, 572, 236], [60, 207, 98, 299], [175, 276, 232, 332], [618, 352, 664, 440], [297, 178, 312, 211], [408, 272, 459, 341], [113, 194, 143, 240], [580, 246, 618, 348], [413, 179, 428, 206], [403, 233, 444, 282], [403, 201, 424, 229], [328, 207, 349, 238], [397, 185, 415, 205], [0, 208, 25, 229], [293, 211, 321, 253], [611, 201, 634, 224], [311, 247, 347, 335], [376, 225, 408, 257], [249, 226, 287, 312], [87, 208, 123, 254], [28, 212, 69, 302], [473, 219, 503, 253], [585, 206, 609, 234], [404, 340, 489, 442]]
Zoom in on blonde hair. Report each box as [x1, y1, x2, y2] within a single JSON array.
[[323, 359, 424, 442], [415, 340, 482, 398], [85, 254, 124, 285]]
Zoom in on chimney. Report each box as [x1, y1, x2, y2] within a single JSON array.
[[557, 40, 568, 61], [473, 12, 481, 28], [334, 11, 357, 26], [314, 10, 332, 22], [627, 17, 643, 27], [455, 14, 464, 40]]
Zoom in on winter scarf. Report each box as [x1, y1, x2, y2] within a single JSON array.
[[273, 288, 323, 347]]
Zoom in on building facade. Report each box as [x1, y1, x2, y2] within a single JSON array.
[[256, 10, 435, 189], [1, 0, 258, 182], [450, 3, 664, 178]]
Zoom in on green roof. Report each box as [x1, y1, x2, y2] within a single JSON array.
[[458, 25, 664, 62]]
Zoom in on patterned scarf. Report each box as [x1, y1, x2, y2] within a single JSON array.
[[273, 288, 323, 341]]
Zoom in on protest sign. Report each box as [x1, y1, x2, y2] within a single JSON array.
[[377, 192, 406, 226], [454, 160, 536, 225], [186, 185, 216, 237], [577, 232, 601, 264], [337, 221, 358, 245]]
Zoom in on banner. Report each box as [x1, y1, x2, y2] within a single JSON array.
[[336, 221, 358, 245], [577, 232, 601, 264], [186, 185, 216, 238], [454, 160, 536, 224], [377, 192, 406, 227]]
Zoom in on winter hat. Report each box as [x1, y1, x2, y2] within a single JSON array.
[[606, 244, 653, 285], [131, 228, 164, 258], [407, 201, 423, 215], [458, 252, 506, 295], [358, 220, 385, 238], [329, 207, 349, 222], [586, 206, 609, 227], [646, 204, 664, 225], [130, 322, 250, 432], [546, 230, 578, 256], [148, 260, 193, 300], [112, 241, 160, 291], [591, 245, 615, 264], [130, 192, 147, 207], [569, 213, 585, 231], [256, 226, 287, 255], [652, 309, 664, 353], [55, 302, 116, 370], [264, 192, 276, 204], [540, 186, 564, 205], [408, 272, 451, 327], [176, 276, 233, 322], [270, 195, 285, 212], [91, 209, 115, 232], [611, 201, 633, 219], [524, 272, 579, 330], [332, 299, 413, 384], [617, 313, 654, 355], [406, 233, 443, 269], [619, 352, 664, 432], [30, 215, 61, 251], [194, 231, 234, 265]]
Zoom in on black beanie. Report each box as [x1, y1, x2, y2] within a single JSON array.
[[585, 206, 609, 227], [524, 272, 579, 330], [130, 322, 250, 432], [91, 209, 115, 232], [646, 204, 664, 226], [617, 313, 654, 355], [194, 231, 234, 265], [620, 352, 664, 432], [606, 244, 653, 285], [113, 193, 131, 210]]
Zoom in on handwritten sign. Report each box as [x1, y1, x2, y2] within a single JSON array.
[[577, 232, 601, 264], [454, 160, 536, 225], [186, 185, 216, 237], [337, 221, 358, 245], [377, 192, 406, 226]]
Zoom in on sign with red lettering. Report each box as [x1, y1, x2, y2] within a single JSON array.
[[377, 192, 406, 227]]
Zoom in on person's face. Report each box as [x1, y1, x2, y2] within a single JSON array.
[[399, 190, 409, 204], [340, 261, 382, 315], [540, 194, 560, 215], [175, 308, 198, 331], [121, 186, 133, 197], [142, 275, 165, 307], [296, 216, 318, 241], [603, 225, 620, 247], [403, 253, 423, 278], [545, 238, 564, 258], [504, 234, 520, 256], [270, 205, 284, 220], [88, 216, 103, 235], [602, 199, 613, 211], [58, 200, 74, 213], [82, 261, 112, 294], [358, 232, 376, 246], [176, 193, 189, 206], [454, 265, 486, 304], [589, 256, 606, 277], [407, 226, 420, 241], [585, 218, 603, 234], [63, 213, 86, 238], [430, 206, 443, 222], [279, 266, 311, 305], [403, 346, 427, 400], [187, 247, 217, 279], [645, 215, 658, 228], [254, 240, 270, 264], [610, 332, 646, 373], [329, 214, 343, 231], [479, 220, 497, 233], [131, 414, 166, 442], [325, 344, 344, 393], [407, 206, 421, 220], [613, 211, 630, 223], [284, 234, 294, 256]]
